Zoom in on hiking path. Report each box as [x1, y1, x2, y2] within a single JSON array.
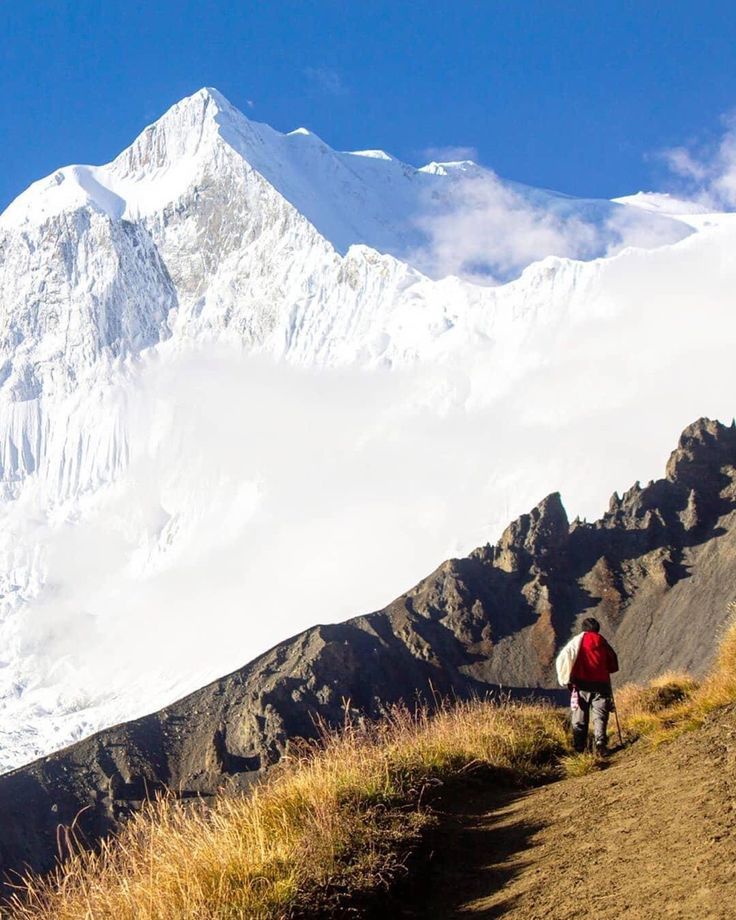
[[397, 706, 736, 919]]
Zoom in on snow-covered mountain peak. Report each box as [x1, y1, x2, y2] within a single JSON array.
[[419, 159, 480, 176], [0, 88, 265, 229], [0, 90, 218, 228], [191, 85, 233, 109], [108, 87, 227, 179], [1, 86, 696, 274], [0, 87, 702, 410]]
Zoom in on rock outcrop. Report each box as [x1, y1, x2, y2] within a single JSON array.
[[1, 417, 735, 887]]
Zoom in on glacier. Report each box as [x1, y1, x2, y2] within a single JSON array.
[[0, 87, 734, 772]]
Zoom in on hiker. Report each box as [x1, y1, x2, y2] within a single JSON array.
[[555, 617, 619, 755]]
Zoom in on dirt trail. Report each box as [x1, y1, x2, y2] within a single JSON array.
[[399, 706, 736, 919]]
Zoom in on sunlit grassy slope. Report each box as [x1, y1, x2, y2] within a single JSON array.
[[617, 604, 736, 744], [6, 701, 568, 919]]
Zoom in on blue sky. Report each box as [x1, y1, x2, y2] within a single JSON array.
[[1, 1, 735, 210]]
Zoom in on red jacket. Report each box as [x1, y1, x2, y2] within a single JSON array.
[[571, 631, 619, 686]]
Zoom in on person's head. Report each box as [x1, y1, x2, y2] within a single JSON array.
[[582, 617, 600, 633]]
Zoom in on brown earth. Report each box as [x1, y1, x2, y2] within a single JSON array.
[[398, 706, 736, 919]]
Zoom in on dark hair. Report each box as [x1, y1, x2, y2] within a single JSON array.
[[582, 617, 600, 633]]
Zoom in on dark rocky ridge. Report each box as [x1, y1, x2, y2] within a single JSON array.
[[1, 417, 736, 887]]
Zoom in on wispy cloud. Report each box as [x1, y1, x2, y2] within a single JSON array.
[[660, 146, 708, 182], [411, 171, 596, 282], [304, 66, 349, 97], [659, 111, 736, 208], [422, 145, 479, 164], [410, 170, 683, 283]]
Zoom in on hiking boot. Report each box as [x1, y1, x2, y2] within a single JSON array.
[[595, 742, 609, 758]]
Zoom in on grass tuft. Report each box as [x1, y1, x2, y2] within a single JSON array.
[[615, 671, 699, 739], [561, 752, 603, 778]]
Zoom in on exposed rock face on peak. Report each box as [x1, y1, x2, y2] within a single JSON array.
[[665, 417, 736, 506], [108, 87, 227, 179], [597, 419, 736, 548], [494, 491, 569, 572], [1, 417, 735, 886]]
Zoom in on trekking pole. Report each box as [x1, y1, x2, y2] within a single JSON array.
[[611, 688, 624, 747]]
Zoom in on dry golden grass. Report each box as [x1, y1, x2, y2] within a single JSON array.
[[615, 670, 699, 738], [4, 700, 568, 920], [561, 751, 603, 778], [617, 608, 736, 744], [693, 605, 736, 713]]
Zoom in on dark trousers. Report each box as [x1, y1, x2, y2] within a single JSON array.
[[571, 690, 611, 752]]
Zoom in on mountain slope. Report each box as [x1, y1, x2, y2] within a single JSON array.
[[0, 416, 734, 886]]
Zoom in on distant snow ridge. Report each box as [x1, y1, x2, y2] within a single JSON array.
[[0, 87, 722, 772]]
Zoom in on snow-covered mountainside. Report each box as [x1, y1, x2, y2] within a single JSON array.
[[0, 88, 694, 486], [0, 88, 733, 772]]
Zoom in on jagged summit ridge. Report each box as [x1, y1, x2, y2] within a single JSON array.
[[493, 491, 568, 573], [665, 416, 736, 485]]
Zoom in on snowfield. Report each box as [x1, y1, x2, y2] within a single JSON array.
[[0, 88, 734, 772]]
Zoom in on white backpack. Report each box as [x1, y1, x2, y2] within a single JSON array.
[[555, 633, 584, 686]]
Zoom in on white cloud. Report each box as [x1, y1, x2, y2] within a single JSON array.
[[659, 111, 736, 209], [409, 165, 690, 284], [602, 205, 690, 257], [661, 146, 709, 182], [410, 171, 635, 283]]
